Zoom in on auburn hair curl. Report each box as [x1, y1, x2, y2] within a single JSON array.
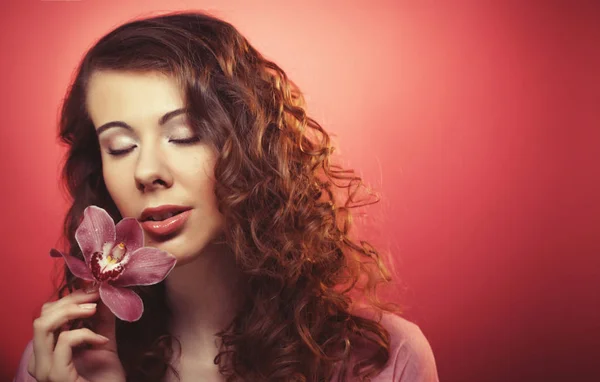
[[53, 11, 400, 382]]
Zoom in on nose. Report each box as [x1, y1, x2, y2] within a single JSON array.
[[134, 142, 173, 192]]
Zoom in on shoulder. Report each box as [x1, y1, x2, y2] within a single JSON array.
[[377, 312, 439, 381], [13, 340, 36, 382], [353, 309, 440, 382]]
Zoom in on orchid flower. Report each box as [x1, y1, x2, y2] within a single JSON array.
[[50, 206, 177, 322]]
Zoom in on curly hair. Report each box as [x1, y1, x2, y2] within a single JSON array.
[[52, 11, 400, 382]]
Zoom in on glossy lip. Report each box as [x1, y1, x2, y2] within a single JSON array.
[[140, 205, 192, 222], [141, 209, 192, 238]]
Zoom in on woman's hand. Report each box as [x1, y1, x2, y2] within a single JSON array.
[[27, 288, 126, 382]]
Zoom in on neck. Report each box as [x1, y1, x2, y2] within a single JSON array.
[[165, 238, 242, 356]]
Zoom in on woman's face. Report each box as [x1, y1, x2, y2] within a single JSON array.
[[85, 70, 225, 266]]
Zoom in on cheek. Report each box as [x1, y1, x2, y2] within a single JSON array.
[[102, 167, 134, 212]]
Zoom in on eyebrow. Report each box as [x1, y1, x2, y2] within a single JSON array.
[[95, 108, 187, 136]]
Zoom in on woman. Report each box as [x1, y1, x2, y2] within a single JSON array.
[[14, 11, 439, 382]]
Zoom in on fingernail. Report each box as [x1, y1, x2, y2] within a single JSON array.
[[84, 285, 99, 294], [97, 335, 110, 342], [79, 303, 97, 310]]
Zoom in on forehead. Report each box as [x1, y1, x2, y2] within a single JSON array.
[[86, 70, 184, 125]]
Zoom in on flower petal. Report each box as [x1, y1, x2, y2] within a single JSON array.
[[111, 248, 177, 287], [75, 206, 116, 264], [49, 249, 62, 258], [99, 283, 143, 322], [50, 249, 95, 281], [115, 218, 144, 253]]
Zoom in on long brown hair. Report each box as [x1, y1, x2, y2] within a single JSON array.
[[54, 11, 399, 381]]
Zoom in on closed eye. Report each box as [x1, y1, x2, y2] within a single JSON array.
[[107, 146, 135, 156], [169, 136, 201, 144], [107, 136, 201, 157]]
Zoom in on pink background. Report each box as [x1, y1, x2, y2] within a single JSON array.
[[1, 1, 598, 381]]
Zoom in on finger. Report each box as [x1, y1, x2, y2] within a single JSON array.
[[42, 289, 100, 316], [50, 329, 109, 381], [32, 316, 56, 380], [32, 303, 98, 379], [40, 302, 54, 316], [42, 302, 99, 333]]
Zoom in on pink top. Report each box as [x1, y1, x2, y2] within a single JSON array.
[[14, 312, 438, 381], [346, 311, 440, 381]]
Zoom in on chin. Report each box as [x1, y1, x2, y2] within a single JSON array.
[[171, 255, 200, 267], [144, 224, 225, 263]]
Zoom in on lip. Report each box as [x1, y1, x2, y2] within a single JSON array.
[[141, 209, 192, 238], [140, 204, 192, 222]]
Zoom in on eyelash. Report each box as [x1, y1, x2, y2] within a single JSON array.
[[107, 136, 201, 157]]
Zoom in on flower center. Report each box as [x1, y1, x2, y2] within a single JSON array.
[[90, 242, 128, 282], [108, 242, 127, 263]]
